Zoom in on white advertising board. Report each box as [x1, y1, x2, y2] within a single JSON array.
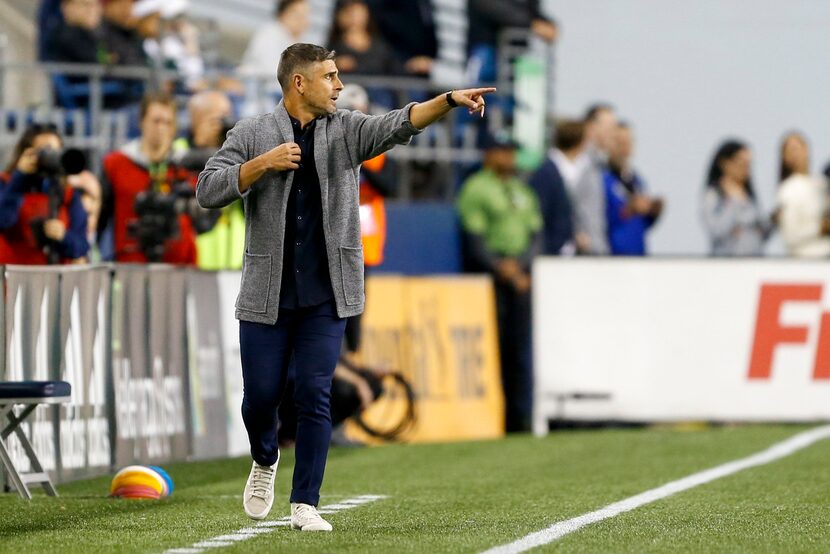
[[217, 271, 249, 457], [533, 258, 830, 434]]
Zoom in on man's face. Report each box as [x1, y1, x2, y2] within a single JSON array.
[[136, 12, 161, 39], [192, 93, 233, 147], [140, 103, 176, 152], [590, 109, 618, 153], [484, 147, 516, 176], [281, 0, 310, 38], [609, 126, 633, 168], [298, 60, 344, 116], [62, 0, 102, 30], [103, 0, 136, 28]]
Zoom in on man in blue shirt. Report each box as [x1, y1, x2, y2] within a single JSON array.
[[603, 122, 663, 256]]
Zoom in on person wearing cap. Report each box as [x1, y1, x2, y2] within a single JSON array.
[[197, 42, 494, 530], [135, 0, 208, 91], [457, 132, 542, 433]]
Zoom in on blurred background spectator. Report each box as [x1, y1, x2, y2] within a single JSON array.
[[528, 119, 580, 256], [0, 123, 89, 264], [775, 131, 830, 259], [67, 169, 105, 262], [466, 0, 557, 83], [101, 0, 145, 66], [238, 0, 317, 78], [457, 133, 542, 433], [44, 0, 106, 66], [101, 93, 207, 265], [173, 90, 245, 270], [604, 122, 663, 256], [336, 84, 397, 364], [701, 140, 771, 257], [365, 0, 435, 77], [327, 0, 402, 77], [571, 103, 616, 255]]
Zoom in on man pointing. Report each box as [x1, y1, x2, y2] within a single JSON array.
[[197, 43, 494, 531]]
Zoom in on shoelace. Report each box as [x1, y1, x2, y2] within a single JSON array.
[[250, 465, 274, 499], [295, 504, 322, 521]]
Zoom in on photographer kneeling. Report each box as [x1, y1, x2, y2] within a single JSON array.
[[0, 124, 90, 264], [102, 93, 213, 265]]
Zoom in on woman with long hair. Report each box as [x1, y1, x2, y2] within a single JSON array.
[[701, 140, 771, 256], [0, 123, 90, 264], [775, 131, 830, 258], [327, 0, 403, 76]]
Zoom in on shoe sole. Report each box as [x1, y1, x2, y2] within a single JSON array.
[[290, 521, 332, 532]]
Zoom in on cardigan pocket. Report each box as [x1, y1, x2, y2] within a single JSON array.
[[236, 252, 272, 313], [339, 246, 364, 306]]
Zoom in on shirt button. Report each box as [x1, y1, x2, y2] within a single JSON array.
[[296, 268, 301, 273], [298, 189, 303, 194], [296, 241, 301, 246], [297, 215, 302, 220]]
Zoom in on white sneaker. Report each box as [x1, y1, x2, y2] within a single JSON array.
[[290, 502, 333, 531], [243, 455, 278, 520]]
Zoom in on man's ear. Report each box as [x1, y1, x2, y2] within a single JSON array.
[[294, 73, 304, 95]]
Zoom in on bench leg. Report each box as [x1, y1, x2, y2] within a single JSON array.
[[1, 404, 59, 499]]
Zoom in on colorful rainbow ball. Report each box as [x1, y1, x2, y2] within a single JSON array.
[[110, 465, 173, 499]]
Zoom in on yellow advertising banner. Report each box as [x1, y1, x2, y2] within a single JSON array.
[[346, 275, 504, 443]]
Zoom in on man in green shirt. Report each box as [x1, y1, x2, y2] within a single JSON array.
[[457, 133, 542, 433]]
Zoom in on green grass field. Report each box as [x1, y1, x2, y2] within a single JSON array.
[[1, 424, 829, 553]]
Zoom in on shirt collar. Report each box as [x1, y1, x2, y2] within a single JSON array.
[[288, 113, 318, 132]]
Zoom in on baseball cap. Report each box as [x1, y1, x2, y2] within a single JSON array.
[[481, 131, 520, 150]]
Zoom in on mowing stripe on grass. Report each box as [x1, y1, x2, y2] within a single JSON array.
[[163, 494, 387, 553], [482, 425, 830, 554]]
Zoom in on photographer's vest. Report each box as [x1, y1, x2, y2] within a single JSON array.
[[195, 200, 245, 270], [359, 154, 388, 267]]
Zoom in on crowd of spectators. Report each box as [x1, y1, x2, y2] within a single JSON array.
[[4, 0, 830, 435]]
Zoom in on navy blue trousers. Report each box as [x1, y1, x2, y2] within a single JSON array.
[[239, 300, 346, 506]]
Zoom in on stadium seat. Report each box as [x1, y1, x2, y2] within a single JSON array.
[[0, 381, 71, 500]]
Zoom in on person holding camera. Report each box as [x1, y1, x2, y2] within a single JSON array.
[[0, 124, 89, 265], [172, 90, 244, 270], [102, 92, 200, 264]]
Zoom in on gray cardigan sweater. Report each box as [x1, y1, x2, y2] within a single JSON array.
[[196, 100, 422, 324]]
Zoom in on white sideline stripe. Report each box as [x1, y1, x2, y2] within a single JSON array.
[[482, 425, 830, 554], [254, 519, 291, 527], [162, 495, 388, 554]]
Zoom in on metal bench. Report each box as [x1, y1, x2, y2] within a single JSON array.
[[0, 381, 71, 499]]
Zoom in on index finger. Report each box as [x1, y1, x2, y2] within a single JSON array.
[[469, 87, 497, 95]]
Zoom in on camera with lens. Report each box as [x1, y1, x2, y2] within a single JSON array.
[[128, 176, 219, 262], [28, 147, 88, 263], [36, 147, 87, 178], [128, 181, 201, 262]]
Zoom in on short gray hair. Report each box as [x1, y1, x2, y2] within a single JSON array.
[[276, 43, 335, 90]]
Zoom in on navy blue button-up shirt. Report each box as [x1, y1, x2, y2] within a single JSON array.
[[278, 115, 334, 309]]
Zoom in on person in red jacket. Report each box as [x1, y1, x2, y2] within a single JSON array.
[[101, 92, 199, 264], [0, 123, 89, 265]]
